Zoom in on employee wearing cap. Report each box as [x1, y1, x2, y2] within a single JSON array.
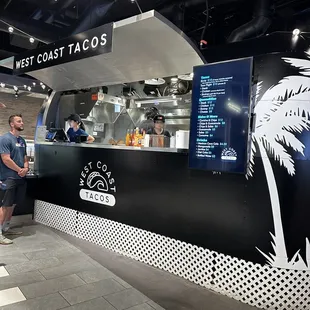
[[146, 115, 171, 138], [66, 114, 95, 143]]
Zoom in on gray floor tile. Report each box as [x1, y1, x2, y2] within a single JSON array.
[[147, 301, 165, 310], [5, 257, 62, 275], [12, 243, 48, 254], [60, 278, 125, 305], [76, 267, 114, 283], [0, 246, 22, 257], [76, 267, 131, 288], [40, 242, 75, 251], [20, 274, 85, 299], [0, 254, 29, 266], [0, 293, 69, 310], [57, 240, 82, 250], [25, 247, 80, 261], [112, 276, 132, 289], [87, 259, 103, 268], [127, 304, 155, 310], [0, 271, 45, 291], [40, 260, 96, 280], [62, 297, 116, 310], [58, 253, 95, 264], [105, 288, 149, 310], [13, 238, 53, 248]]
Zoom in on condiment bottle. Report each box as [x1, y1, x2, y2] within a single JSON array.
[[125, 129, 131, 146]]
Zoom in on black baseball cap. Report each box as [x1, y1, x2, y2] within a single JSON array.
[[154, 115, 165, 123], [66, 114, 81, 122]]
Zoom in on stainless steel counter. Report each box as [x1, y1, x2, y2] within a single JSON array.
[[36, 142, 188, 154]]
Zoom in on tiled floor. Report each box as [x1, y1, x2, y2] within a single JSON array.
[[0, 219, 164, 310], [0, 217, 258, 310]]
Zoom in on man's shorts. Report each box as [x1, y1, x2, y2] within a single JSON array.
[[0, 178, 27, 207]]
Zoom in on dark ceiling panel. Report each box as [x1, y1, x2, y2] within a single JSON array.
[[0, 0, 309, 62]]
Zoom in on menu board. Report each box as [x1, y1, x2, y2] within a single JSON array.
[[189, 58, 253, 174]]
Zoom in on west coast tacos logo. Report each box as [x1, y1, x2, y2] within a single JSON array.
[[79, 161, 116, 207], [221, 147, 237, 162]]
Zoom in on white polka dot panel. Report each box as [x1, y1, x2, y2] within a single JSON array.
[[34, 200, 310, 310]]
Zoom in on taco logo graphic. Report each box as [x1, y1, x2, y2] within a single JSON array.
[[79, 161, 116, 207], [221, 147, 237, 161]]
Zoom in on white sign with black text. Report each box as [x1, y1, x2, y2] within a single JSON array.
[[13, 23, 113, 75]]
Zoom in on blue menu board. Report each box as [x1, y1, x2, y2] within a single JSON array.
[[189, 58, 253, 174]]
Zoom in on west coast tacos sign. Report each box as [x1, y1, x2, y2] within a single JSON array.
[[79, 161, 116, 207], [13, 23, 113, 75]]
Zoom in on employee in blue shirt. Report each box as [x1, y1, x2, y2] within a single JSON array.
[[66, 114, 95, 143]]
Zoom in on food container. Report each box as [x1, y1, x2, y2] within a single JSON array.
[[150, 135, 169, 148], [176, 130, 190, 149]]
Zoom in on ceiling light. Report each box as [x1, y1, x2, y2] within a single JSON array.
[[0, 83, 5, 88], [171, 77, 178, 83], [13, 86, 18, 91], [40, 82, 43, 85], [178, 73, 194, 81], [293, 29, 300, 36], [24, 85, 27, 89], [27, 86, 31, 91], [29, 37, 35, 44], [130, 0, 135, 2], [41, 85, 46, 90], [144, 78, 166, 86], [8, 26, 14, 33], [32, 82, 36, 86]]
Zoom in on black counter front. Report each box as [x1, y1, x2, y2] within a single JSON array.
[[13, 176, 37, 217], [34, 143, 277, 264]]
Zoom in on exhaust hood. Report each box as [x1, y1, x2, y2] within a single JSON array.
[[127, 94, 192, 127], [1, 10, 205, 92]]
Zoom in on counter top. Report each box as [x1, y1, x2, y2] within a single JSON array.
[[36, 142, 189, 154]]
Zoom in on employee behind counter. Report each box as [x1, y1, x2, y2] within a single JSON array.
[[66, 114, 95, 143], [146, 115, 171, 138]]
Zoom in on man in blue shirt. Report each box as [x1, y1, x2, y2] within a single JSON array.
[[0, 114, 29, 245]]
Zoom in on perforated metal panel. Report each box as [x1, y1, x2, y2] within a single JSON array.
[[34, 200, 310, 310], [34, 200, 77, 235]]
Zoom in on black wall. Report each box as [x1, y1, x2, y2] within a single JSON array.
[[35, 33, 310, 266]]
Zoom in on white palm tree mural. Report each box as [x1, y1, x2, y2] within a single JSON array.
[[248, 52, 310, 270]]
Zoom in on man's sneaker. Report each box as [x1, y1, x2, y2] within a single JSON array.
[[0, 235, 13, 245], [3, 229, 23, 236]]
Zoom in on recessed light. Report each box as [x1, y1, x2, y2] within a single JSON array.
[[29, 37, 35, 43], [8, 26, 14, 33], [293, 29, 300, 36]]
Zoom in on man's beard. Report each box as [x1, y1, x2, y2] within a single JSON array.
[[15, 127, 24, 132]]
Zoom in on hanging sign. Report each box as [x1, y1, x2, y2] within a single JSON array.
[[13, 23, 113, 75]]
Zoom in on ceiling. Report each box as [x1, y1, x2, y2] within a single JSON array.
[[0, 0, 309, 62]]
